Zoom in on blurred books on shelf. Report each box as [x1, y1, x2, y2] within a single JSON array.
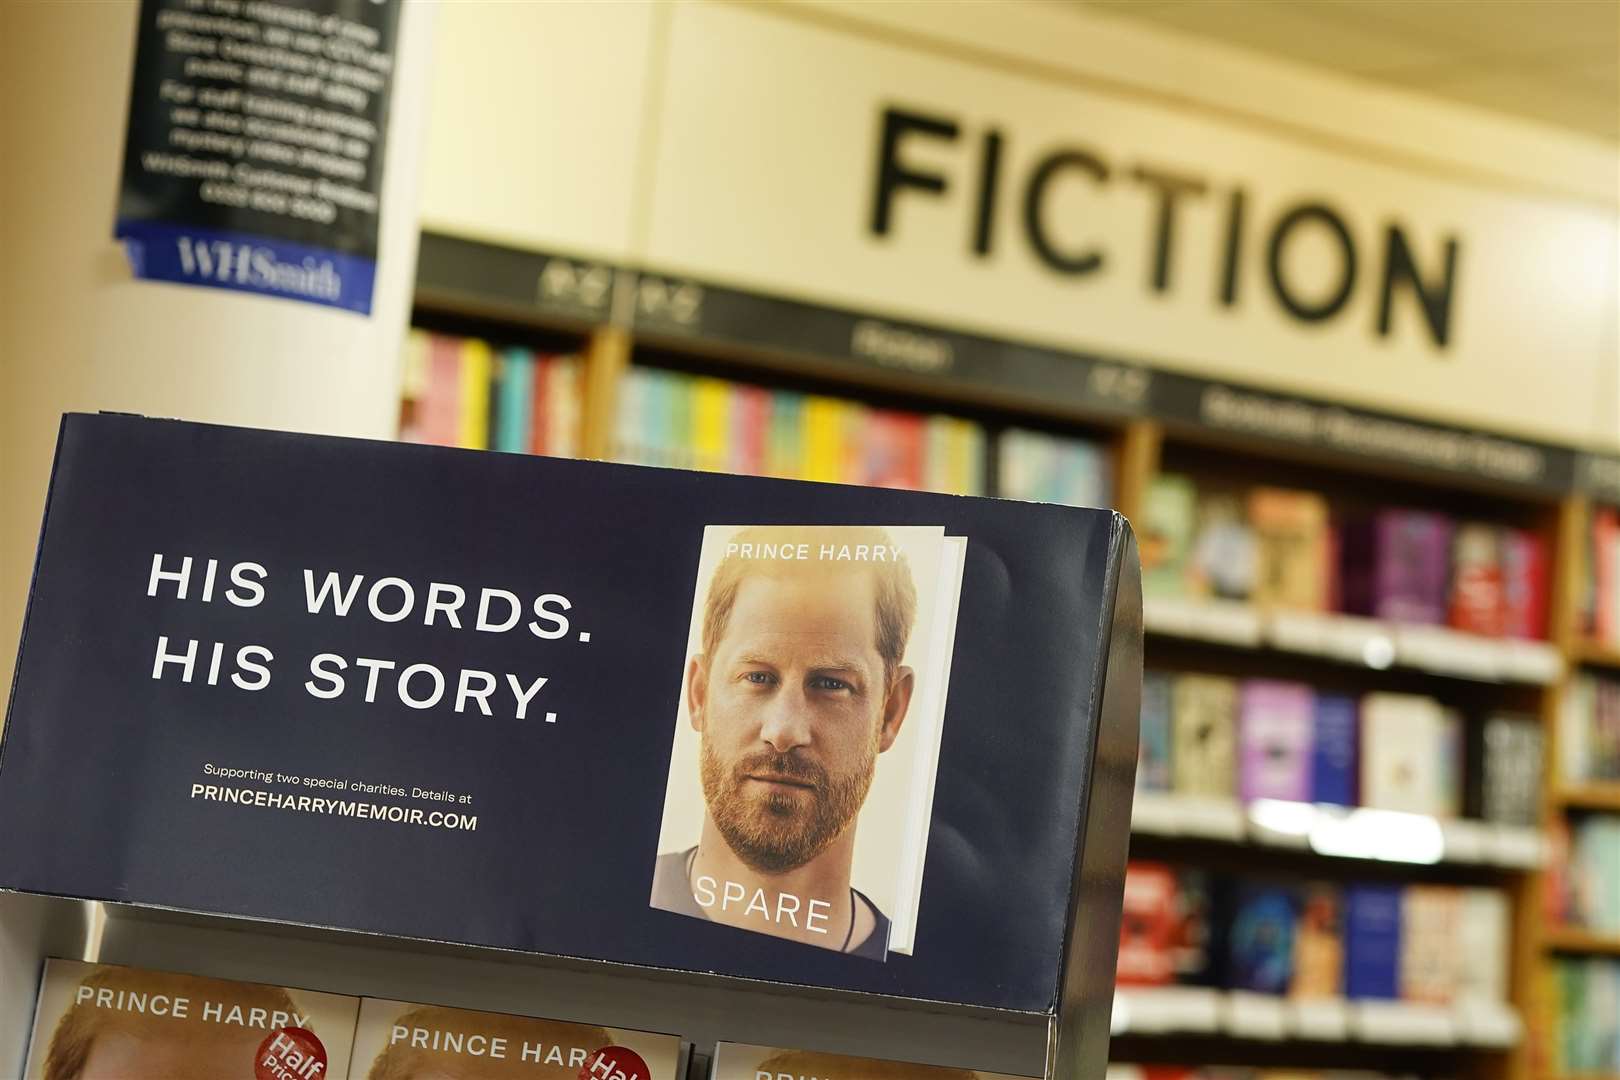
[[1142, 473, 1549, 646], [1112, 863, 1521, 1047], [998, 426, 1112, 508], [610, 364, 990, 493], [1548, 817, 1620, 936], [400, 329, 582, 456], [1136, 669, 1544, 844], [1546, 958, 1620, 1074], [1562, 673, 1620, 784], [1586, 506, 1620, 647]]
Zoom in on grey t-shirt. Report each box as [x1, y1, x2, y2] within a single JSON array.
[[650, 847, 889, 961]]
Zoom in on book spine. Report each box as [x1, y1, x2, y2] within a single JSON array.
[[494, 348, 534, 454], [420, 334, 462, 448], [802, 396, 843, 483], [768, 391, 803, 479], [1137, 671, 1173, 793], [692, 376, 731, 473], [550, 355, 582, 458], [397, 329, 432, 442], [1450, 522, 1506, 636], [1344, 884, 1402, 999], [456, 338, 493, 450], [1310, 693, 1357, 806]]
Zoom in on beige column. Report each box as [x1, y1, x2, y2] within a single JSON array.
[[0, 1, 437, 714]]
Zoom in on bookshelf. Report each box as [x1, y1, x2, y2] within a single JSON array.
[[398, 232, 1620, 1080]]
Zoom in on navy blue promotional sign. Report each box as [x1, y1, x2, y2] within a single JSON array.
[[0, 416, 1139, 1077], [114, 0, 399, 313]]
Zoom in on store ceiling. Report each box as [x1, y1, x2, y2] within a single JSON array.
[[1077, 0, 1620, 143]]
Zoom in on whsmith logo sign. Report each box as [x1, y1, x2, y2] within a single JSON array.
[[175, 235, 343, 304], [115, 220, 377, 314], [868, 105, 1461, 349]]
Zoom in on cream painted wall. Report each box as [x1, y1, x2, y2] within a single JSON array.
[[418, 1, 656, 262], [0, 2, 437, 713]]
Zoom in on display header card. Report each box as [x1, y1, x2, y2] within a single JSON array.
[[0, 415, 1138, 1070]]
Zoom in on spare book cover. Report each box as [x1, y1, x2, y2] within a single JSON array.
[[0, 414, 1129, 1015]]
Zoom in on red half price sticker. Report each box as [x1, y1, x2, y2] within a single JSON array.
[[580, 1046, 651, 1080], [256, 1026, 329, 1080]]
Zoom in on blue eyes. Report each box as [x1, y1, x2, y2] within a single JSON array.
[[738, 671, 853, 693]]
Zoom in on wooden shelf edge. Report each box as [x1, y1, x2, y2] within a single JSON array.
[[1555, 784, 1620, 812], [1541, 926, 1620, 956], [1571, 638, 1620, 670]]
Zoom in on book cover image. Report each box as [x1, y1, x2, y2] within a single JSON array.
[[1400, 885, 1460, 1004], [1248, 488, 1329, 612], [1359, 693, 1446, 816], [1141, 475, 1196, 598], [23, 959, 358, 1080], [1172, 675, 1237, 799], [712, 1042, 1034, 1080], [1310, 694, 1357, 807], [1227, 885, 1297, 995], [651, 524, 967, 960], [1290, 884, 1343, 999], [1117, 861, 1178, 986], [348, 998, 682, 1080], [1344, 885, 1402, 1000], [1237, 680, 1314, 804], [1137, 671, 1173, 794]]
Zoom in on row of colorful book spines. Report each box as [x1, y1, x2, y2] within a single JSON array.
[[1546, 816, 1620, 933], [1545, 958, 1620, 1073], [1144, 478, 1548, 639], [615, 411, 1112, 503], [401, 332, 582, 456], [612, 368, 988, 494], [1117, 863, 1509, 1005], [613, 368, 1119, 502]]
